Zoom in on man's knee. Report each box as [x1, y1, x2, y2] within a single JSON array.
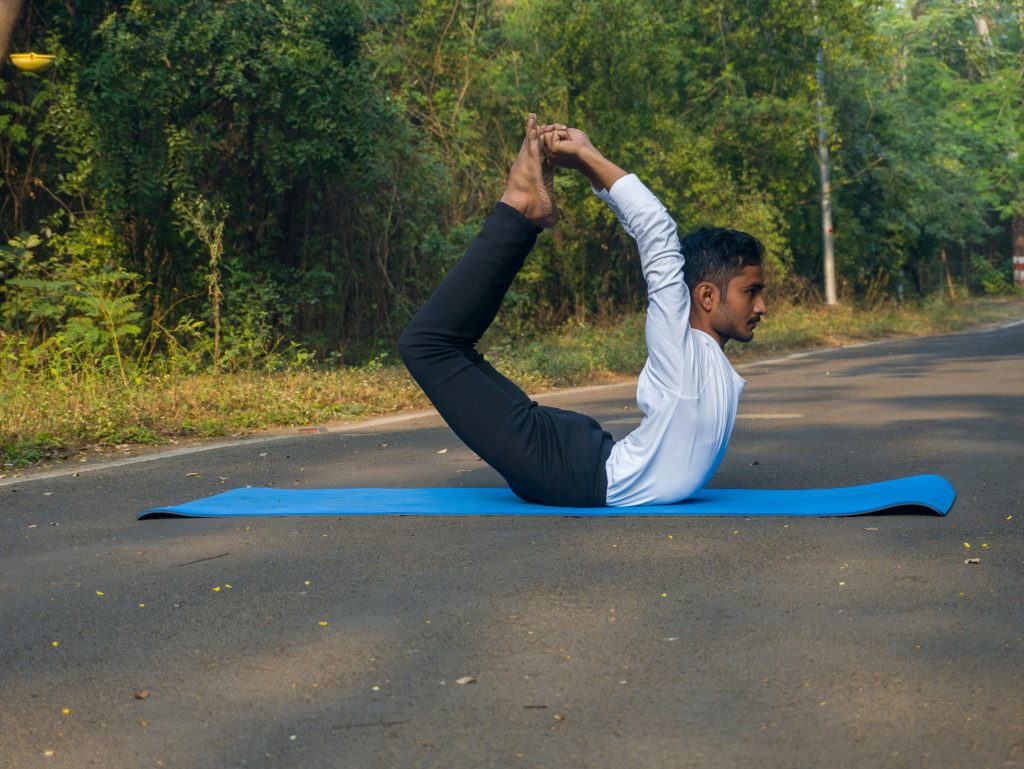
[[400, 317, 471, 357], [397, 322, 425, 369]]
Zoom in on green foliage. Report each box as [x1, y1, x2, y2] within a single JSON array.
[[970, 254, 1012, 295], [173, 192, 226, 371], [0, 0, 1020, 384], [0, 431, 66, 468], [822, 1, 1021, 296], [0, 219, 142, 382], [8, 267, 142, 377]]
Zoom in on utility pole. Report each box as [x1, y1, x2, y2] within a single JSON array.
[[812, 0, 837, 305], [1017, 5, 1024, 288]]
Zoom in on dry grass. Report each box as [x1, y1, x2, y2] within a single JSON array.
[[3, 296, 1022, 468], [1, 367, 427, 466]]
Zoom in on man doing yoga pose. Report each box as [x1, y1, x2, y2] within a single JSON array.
[[398, 114, 767, 507]]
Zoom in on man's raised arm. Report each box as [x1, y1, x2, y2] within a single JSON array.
[[542, 126, 694, 394]]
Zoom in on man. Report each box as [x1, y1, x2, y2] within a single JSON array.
[[398, 114, 767, 507]]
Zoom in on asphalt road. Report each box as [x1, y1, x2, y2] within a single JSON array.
[[2, 321, 1022, 769]]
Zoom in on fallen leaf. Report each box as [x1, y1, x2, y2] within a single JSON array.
[[133, 689, 150, 700], [455, 676, 476, 685]]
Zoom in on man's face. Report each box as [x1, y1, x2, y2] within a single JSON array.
[[710, 265, 767, 344]]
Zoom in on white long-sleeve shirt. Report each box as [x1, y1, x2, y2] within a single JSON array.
[[599, 174, 745, 506]]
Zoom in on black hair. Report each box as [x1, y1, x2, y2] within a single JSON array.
[[680, 226, 765, 297]]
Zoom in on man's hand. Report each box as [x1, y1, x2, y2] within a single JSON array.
[[540, 126, 596, 171], [539, 123, 628, 192]]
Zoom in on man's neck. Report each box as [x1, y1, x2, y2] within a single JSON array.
[[689, 313, 726, 350]]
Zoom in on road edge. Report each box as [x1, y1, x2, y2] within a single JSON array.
[[3, 316, 1022, 488]]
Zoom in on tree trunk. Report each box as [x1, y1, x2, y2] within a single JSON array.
[[0, 0, 25, 69]]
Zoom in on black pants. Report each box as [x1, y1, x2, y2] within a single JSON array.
[[398, 203, 613, 507]]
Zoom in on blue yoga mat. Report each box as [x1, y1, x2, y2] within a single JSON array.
[[139, 474, 954, 519]]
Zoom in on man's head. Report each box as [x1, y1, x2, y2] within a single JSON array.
[[682, 227, 768, 347]]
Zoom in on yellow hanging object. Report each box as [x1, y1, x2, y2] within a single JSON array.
[[10, 53, 56, 72]]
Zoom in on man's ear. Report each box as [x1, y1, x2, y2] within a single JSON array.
[[694, 281, 718, 313]]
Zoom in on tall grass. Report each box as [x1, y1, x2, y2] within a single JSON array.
[[2, 296, 1021, 468]]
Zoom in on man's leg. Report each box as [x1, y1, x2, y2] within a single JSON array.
[[399, 116, 611, 506], [398, 199, 539, 409], [400, 114, 555, 358]]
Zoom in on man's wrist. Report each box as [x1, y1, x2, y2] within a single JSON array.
[[587, 154, 628, 192], [579, 147, 607, 188]]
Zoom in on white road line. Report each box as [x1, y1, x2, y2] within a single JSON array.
[[975, 317, 1024, 332], [607, 413, 802, 425], [736, 413, 804, 419], [739, 315, 1024, 368], [3, 409, 446, 487]]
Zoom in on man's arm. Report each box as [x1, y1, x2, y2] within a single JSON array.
[[543, 128, 697, 396]]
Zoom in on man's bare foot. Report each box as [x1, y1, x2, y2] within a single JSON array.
[[500, 113, 559, 228]]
